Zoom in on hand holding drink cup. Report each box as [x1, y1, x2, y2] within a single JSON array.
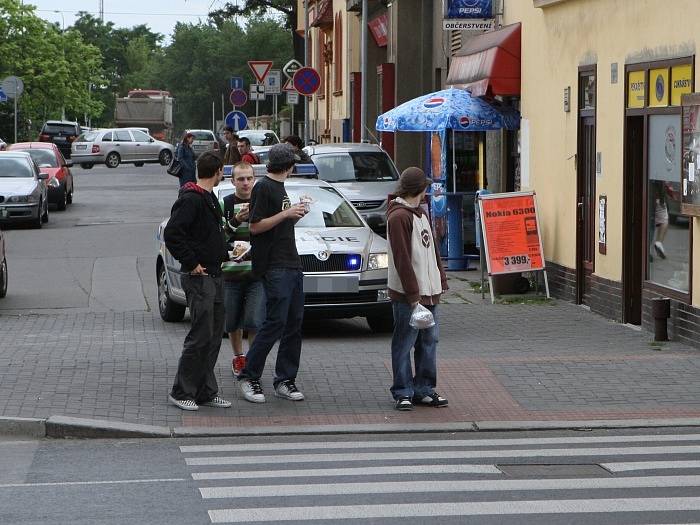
[[299, 195, 312, 214]]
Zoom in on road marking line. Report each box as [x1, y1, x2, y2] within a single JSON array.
[[199, 475, 700, 499], [192, 464, 502, 480], [207, 497, 700, 522], [180, 433, 700, 454], [602, 460, 700, 472], [0, 478, 187, 489], [185, 445, 700, 465]]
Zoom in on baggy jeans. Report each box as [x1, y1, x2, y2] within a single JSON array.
[[390, 301, 439, 400], [239, 268, 304, 388], [170, 274, 224, 403]]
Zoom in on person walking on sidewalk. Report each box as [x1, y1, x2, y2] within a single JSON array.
[[164, 151, 231, 411], [222, 127, 241, 166], [387, 167, 449, 411], [237, 143, 307, 404], [222, 162, 265, 377], [237, 137, 261, 165], [175, 132, 197, 187]]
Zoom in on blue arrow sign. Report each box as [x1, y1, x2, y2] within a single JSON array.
[[225, 110, 248, 132], [230, 76, 243, 90], [0, 88, 7, 103]]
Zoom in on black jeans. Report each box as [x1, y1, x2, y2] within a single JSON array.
[[171, 274, 224, 403], [239, 268, 304, 387]]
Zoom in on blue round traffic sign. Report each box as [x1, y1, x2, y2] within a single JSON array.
[[225, 110, 248, 132], [293, 67, 321, 96], [229, 89, 248, 107]]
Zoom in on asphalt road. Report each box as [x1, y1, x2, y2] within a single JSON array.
[[0, 163, 175, 314], [5, 429, 700, 524]]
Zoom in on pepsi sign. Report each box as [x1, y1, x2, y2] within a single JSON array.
[[445, 0, 492, 19], [459, 116, 470, 128], [423, 97, 445, 109]]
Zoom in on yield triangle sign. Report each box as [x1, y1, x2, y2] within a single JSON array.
[[248, 61, 273, 83], [282, 78, 296, 93]]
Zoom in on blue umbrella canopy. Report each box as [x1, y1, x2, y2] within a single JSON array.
[[376, 87, 520, 132]]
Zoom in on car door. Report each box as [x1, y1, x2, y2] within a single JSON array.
[[131, 130, 159, 161], [113, 130, 135, 161]]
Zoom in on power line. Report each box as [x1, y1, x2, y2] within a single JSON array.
[[35, 9, 212, 18]]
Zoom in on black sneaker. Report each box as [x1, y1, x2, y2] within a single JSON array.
[[413, 392, 449, 407], [395, 396, 413, 411]]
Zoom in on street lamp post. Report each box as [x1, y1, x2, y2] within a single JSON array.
[[54, 10, 66, 120]]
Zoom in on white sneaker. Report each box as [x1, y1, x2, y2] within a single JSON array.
[[275, 380, 305, 401], [168, 394, 199, 411], [201, 396, 232, 408], [654, 241, 667, 259], [239, 378, 266, 403]]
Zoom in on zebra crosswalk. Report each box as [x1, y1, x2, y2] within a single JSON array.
[[179, 431, 700, 524]]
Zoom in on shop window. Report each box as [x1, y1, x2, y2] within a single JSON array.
[[647, 114, 690, 292], [580, 72, 596, 110]]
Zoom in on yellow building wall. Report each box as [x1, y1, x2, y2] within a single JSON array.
[[505, 0, 700, 305]]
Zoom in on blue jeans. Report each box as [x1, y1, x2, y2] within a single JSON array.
[[223, 279, 265, 332], [390, 301, 439, 400], [239, 268, 304, 387]]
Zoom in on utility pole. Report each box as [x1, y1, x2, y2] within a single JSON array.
[[303, 0, 309, 144], [54, 10, 66, 120], [99, 0, 105, 22], [360, 0, 368, 142]]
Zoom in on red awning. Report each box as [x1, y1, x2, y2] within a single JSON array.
[[311, 0, 333, 29], [446, 23, 521, 97]]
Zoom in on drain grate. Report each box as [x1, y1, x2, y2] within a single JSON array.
[[496, 464, 612, 477]]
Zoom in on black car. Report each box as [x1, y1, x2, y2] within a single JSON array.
[[38, 120, 81, 159]]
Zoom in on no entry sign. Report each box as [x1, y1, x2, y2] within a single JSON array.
[[293, 67, 321, 96], [229, 89, 247, 107]]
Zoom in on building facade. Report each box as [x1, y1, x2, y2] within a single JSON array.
[[504, 0, 700, 346]]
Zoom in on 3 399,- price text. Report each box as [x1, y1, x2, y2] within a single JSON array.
[[502, 255, 531, 270]]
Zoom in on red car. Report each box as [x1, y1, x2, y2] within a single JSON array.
[[7, 142, 74, 210]]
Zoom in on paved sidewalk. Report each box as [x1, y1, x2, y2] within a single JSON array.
[[1, 272, 700, 434]]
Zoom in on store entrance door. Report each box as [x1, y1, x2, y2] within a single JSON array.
[[576, 117, 596, 304], [622, 116, 644, 325]]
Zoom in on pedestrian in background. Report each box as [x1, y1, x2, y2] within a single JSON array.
[[386, 167, 449, 411], [237, 137, 261, 164], [164, 151, 231, 411], [283, 135, 313, 163], [237, 143, 306, 404], [175, 132, 196, 187], [222, 127, 241, 165], [222, 162, 265, 377]]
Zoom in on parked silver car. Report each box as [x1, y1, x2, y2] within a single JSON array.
[[155, 177, 393, 332], [304, 143, 399, 236], [71, 128, 175, 169], [185, 129, 220, 158], [237, 129, 280, 147], [0, 151, 49, 228]]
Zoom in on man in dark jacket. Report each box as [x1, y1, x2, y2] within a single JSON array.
[[164, 150, 231, 411]]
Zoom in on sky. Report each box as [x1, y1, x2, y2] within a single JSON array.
[[28, 0, 236, 41]]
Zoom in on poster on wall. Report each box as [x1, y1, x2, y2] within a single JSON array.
[[681, 93, 700, 216]]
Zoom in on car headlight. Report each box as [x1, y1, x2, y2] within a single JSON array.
[[48, 177, 60, 188], [368, 253, 388, 270], [7, 195, 33, 203]]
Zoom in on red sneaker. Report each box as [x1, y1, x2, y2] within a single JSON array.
[[232, 354, 246, 377]]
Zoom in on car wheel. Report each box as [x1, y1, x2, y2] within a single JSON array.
[[134, 162, 145, 167], [366, 313, 394, 333], [32, 200, 43, 229], [159, 150, 173, 166], [81, 163, 94, 169], [105, 152, 120, 168], [41, 200, 49, 223], [57, 187, 67, 211], [0, 256, 7, 298], [66, 186, 73, 204], [158, 263, 186, 322]]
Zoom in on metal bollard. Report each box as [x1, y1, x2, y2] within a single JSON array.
[[651, 297, 671, 342]]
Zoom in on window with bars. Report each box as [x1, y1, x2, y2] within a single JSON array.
[[333, 13, 343, 95]]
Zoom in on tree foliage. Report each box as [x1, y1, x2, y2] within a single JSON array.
[[209, 0, 296, 30]]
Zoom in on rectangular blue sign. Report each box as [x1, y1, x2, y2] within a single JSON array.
[[230, 76, 243, 90], [445, 0, 492, 19], [0, 88, 6, 102]]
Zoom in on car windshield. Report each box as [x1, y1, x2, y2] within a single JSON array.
[[190, 131, 215, 141], [240, 132, 278, 146], [78, 132, 98, 142], [217, 185, 363, 228], [43, 123, 77, 134], [0, 157, 33, 177], [23, 149, 58, 167], [311, 152, 399, 182]]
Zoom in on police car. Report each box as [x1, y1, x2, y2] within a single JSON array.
[[155, 168, 393, 332]]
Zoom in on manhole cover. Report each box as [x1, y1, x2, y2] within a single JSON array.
[[496, 464, 611, 477]]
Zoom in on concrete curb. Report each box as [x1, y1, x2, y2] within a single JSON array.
[[4, 416, 700, 439]]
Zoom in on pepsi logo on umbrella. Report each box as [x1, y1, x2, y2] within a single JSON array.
[[423, 97, 445, 109], [459, 116, 470, 128]]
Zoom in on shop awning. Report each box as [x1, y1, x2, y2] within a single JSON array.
[[446, 23, 521, 97], [310, 0, 333, 29]]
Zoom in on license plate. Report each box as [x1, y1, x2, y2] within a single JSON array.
[[54, 137, 66, 142], [0, 208, 7, 218], [304, 275, 360, 293], [76, 144, 87, 150]]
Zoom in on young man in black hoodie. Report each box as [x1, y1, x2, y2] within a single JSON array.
[[164, 150, 231, 411]]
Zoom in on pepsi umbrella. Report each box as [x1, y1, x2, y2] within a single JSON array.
[[375, 87, 520, 132]]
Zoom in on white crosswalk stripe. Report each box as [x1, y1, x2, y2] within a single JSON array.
[[179, 432, 700, 524]]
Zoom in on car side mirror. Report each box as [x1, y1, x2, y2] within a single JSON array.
[[65, 160, 73, 167], [38, 172, 49, 180], [149, 138, 154, 143], [366, 215, 384, 230]]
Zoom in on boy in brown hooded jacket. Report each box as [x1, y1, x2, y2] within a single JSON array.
[[386, 167, 448, 411]]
